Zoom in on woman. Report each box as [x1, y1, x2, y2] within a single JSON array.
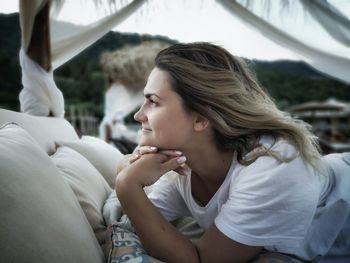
[[115, 42, 333, 263]]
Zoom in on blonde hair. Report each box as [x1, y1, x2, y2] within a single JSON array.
[[155, 42, 322, 170]]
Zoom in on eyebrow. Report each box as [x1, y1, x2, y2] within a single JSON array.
[[145, 93, 161, 99]]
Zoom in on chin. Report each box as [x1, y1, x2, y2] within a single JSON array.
[[139, 135, 179, 149], [139, 138, 156, 147]]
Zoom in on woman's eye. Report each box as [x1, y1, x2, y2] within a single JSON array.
[[149, 98, 157, 105]]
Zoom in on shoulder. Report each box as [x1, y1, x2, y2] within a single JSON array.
[[216, 141, 322, 246], [230, 137, 321, 197], [242, 136, 307, 175], [260, 135, 298, 159]]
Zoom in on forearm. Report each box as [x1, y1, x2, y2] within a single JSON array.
[[116, 177, 200, 263]]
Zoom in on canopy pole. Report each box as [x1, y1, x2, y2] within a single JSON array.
[[27, 1, 51, 72]]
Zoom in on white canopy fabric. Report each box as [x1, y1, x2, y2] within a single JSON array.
[[19, 49, 64, 117], [17, 0, 350, 118], [19, 0, 146, 117], [302, 0, 350, 47], [50, 0, 146, 69], [218, 0, 350, 84]]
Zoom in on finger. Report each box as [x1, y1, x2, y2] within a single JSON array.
[[160, 156, 187, 174], [174, 164, 191, 176], [133, 146, 140, 154], [158, 150, 182, 157], [129, 154, 140, 164], [138, 146, 158, 155]]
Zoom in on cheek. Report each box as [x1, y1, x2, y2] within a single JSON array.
[[140, 106, 193, 148], [138, 111, 167, 146], [154, 117, 193, 149], [156, 126, 181, 148]]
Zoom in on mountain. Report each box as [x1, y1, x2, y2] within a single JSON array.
[[1, 13, 349, 117], [252, 60, 350, 109]]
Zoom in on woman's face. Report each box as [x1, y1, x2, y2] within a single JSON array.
[[134, 67, 196, 150]]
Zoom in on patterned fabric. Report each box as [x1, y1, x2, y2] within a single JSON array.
[[108, 225, 163, 263], [107, 224, 308, 263]]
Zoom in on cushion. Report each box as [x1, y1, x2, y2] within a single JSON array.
[[51, 146, 112, 234], [56, 135, 124, 187], [0, 123, 104, 262], [0, 109, 78, 155]]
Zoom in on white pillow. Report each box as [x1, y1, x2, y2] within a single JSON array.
[[51, 146, 112, 234], [0, 123, 104, 263], [56, 136, 124, 188]]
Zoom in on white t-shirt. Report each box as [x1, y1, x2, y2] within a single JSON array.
[[148, 136, 329, 259]]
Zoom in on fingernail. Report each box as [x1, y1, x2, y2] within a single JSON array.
[[176, 156, 187, 164], [175, 151, 182, 155], [149, 146, 157, 151]]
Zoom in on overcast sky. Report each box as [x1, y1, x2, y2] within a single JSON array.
[[2, 1, 346, 62]]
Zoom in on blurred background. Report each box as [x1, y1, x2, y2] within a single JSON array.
[[1, 0, 349, 154]]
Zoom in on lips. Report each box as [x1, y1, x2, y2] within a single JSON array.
[[142, 127, 152, 132]]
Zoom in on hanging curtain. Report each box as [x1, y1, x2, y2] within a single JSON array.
[[18, 0, 146, 118], [218, 0, 350, 84], [50, 0, 146, 69], [301, 0, 350, 47]]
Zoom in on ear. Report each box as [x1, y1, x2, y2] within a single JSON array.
[[193, 114, 210, 132]]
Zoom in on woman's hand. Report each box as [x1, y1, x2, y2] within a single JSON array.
[[129, 146, 182, 164], [129, 145, 191, 177], [115, 146, 164, 175], [117, 151, 187, 188], [115, 145, 190, 189]]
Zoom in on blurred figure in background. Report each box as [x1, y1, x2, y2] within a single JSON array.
[[99, 41, 169, 153]]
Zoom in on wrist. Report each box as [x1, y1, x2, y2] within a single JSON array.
[[115, 170, 143, 196]]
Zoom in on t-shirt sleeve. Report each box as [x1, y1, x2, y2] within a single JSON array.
[[215, 151, 320, 248], [148, 172, 190, 221]]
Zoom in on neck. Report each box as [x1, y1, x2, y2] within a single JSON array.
[[184, 145, 234, 186]]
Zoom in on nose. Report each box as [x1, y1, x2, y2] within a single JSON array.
[[134, 103, 147, 123]]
